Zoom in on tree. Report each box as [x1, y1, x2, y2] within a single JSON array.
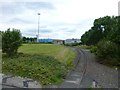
[[22, 37, 26, 43], [80, 16, 120, 66], [81, 16, 120, 46], [30, 37, 34, 42], [2, 28, 22, 56], [22, 37, 37, 43], [0, 31, 2, 49]]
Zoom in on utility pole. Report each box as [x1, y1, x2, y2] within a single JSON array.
[[37, 13, 40, 42]]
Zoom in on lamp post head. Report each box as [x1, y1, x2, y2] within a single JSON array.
[[38, 13, 40, 15]]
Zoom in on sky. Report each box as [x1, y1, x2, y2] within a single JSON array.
[[0, 0, 119, 40]]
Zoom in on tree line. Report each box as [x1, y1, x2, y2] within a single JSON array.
[[22, 37, 37, 43], [81, 16, 119, 45], [81, 16, 120, 67]]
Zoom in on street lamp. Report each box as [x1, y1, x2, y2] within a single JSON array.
[[37, 13, 40, 42]]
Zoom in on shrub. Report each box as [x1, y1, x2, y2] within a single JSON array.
[[96, 40, 118, 58], [65, 43, 80, 46], [2, 28, 22, 56], [96, 40, 120, 66], [90, 46, 97, 53], [79, 45, 92, 49]]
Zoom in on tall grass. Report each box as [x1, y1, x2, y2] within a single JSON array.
[[2, 44, 76, 85], [18, 44, 75, 66]]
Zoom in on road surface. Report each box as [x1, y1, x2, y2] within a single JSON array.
[[60, 48, 118, 88]]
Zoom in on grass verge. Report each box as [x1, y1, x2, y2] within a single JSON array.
[[18, 44, 75, 67], [2, 44, 76, 85]]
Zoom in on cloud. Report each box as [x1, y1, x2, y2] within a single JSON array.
[[25, 2, 55, 10], [39, 29, 52, 33], [0, 2, 54, 16], [21, 27, 52, 37], [8, 18, 35, 24], [27, 28, 52, 33], [1, 2, 25, 15], [0, 0, 119, 39]]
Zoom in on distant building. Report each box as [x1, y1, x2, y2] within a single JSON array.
[[39, 39, 53, 43], [38, 39, 65, 44], [37, 38, 80, 44], [53, 39, 64, 44], [65, 39, 80, 44]]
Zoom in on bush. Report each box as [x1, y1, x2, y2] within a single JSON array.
[[79, 45, 92, 49], [2, 28, 22, 56], [65, 43, 80, 46], [96, 40, 120, 66], [90, 46, 97, 53], [96, 40, 118, 58]]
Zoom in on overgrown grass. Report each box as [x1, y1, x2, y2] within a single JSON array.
[[2, 44, 76, 85], [79, 45, 92, 49], [2, 54, 67, 85], [18, 44, 75, 66], [79, 45, 97, 53]]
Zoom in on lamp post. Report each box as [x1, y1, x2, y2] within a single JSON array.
[[37, 13, 40, 42]]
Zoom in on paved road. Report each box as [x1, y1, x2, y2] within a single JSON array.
[[60, 48, 118, 88]]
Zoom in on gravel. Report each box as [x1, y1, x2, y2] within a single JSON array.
[[79, 49, 118, 88]]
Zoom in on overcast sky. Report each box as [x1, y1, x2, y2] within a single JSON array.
[[0, 0, 119, 40]]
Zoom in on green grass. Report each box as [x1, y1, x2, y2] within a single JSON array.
[[79, 45, 97, 53], [2, 44, 76, 85], [79, 45, 92, 49], [18, 44, 75, 65]]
